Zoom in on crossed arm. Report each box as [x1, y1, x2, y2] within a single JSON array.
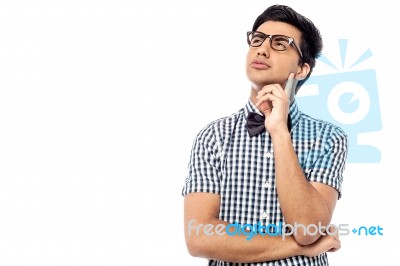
[[184, 193, 340, 263], [184, 132, 342, 262]]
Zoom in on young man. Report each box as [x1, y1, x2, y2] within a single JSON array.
[[182, 5, 348, 265]]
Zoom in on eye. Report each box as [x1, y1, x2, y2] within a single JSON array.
[[251, 37, 263, 45], [271, 36, 290, 50], [250, 34, 265, 46], [275, 41, 287, 48]]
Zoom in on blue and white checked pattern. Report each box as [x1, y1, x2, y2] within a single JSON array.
[[182, 99, 348, 266]]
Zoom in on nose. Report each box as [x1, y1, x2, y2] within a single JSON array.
[[256, 38, 271, 57]]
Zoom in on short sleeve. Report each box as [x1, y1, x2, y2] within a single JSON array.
[[182, 126, 221, 196], [306, 128, 348, 199]]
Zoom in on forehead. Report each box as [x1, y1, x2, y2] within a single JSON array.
[[256, 21, 302, 42]]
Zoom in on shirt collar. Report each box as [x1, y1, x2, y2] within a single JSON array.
[[244, 98, 301, 132]]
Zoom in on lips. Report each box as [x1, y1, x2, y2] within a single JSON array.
[[250, 59, 271, 70]]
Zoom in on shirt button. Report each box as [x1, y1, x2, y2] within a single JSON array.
[[264, 181, 270, 188], [265, 151, 272, 158], [260, 212, 268, 219]]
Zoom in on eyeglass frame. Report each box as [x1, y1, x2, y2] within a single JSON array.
[[246, 31, 303, 58]]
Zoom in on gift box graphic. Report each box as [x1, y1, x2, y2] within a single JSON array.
[[296, 40, 382, 163]]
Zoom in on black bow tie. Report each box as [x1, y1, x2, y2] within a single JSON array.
[[246, 112, 292, 137], [246, 112, 266, 137]]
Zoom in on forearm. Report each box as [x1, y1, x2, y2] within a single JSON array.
[[185, 218, 304, 263], [271, 131, 330, 239]]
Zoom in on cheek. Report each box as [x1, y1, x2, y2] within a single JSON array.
[[289, 59, 302, 73], [245, 50, 252, 65], [280, 61, 300, 77], [245, 51, 252, 73]]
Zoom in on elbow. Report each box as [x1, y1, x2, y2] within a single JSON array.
[[293, 233, 320, 246], [186, 239, 201, 257], [184, 217, 219, 258], [291, 217, 331, 245], [185, 237, 209, 258]]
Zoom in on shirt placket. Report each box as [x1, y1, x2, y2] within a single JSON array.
[[259, 134, 274, 225]]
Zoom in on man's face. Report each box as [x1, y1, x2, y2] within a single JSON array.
[[246, 21, 304, 90]]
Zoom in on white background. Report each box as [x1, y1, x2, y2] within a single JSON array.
[[0, 0, 398, 265]]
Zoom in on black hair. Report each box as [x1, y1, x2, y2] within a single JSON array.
[[252, 5, 323, 90]]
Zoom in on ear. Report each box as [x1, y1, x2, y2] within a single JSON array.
[[295, 63, 310, 80]]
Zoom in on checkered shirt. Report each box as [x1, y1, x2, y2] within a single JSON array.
[[182, 99, 348, 266]]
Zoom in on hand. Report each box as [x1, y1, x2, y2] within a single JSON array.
[[255, 73, 297, 135], [302, 232, 341, 257]]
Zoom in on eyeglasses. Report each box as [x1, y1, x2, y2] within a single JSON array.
[[247, 31, 303, 58]]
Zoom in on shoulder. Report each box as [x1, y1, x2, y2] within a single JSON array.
[[194, 108, 244, 143], [298, 112, 347, 144]]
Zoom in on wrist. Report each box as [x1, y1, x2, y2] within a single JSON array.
[[269, 126, 291, 139]]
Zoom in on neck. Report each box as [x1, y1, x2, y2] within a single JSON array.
[[250, 87, 258, 106]]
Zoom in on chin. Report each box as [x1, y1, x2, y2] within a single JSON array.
[[248, 75, 283, 89], [249, 81, 267, 91], [248, 77, 270, 89]]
